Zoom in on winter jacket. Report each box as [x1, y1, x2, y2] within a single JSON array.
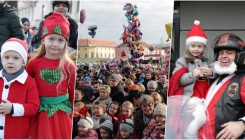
[[31, 12, 78, 49], [109, 83, 125, 105], [143, 119, 165, 139], [74, 129, 98, 139], [0, 2, 24, 49], [133, 109, 152, 139], [172, 56, 215, 105]]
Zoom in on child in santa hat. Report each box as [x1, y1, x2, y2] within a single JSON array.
[[143, 103, 166, 139], [0, 38, 39, 139], [26, 12, 76, 139], [171, 20, 215, 139]]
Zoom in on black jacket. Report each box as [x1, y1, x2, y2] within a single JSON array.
[[133, 109, 147, 139], [109, 83, 125, 105], [31, 12, 78, 49]]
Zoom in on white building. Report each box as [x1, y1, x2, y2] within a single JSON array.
[[17, 0, 80, 28]]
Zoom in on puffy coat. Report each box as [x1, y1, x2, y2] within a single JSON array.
[[0, 2, 24, 49]]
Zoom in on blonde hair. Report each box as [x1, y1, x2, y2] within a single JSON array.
[[125, 78, 134, 85], [151, 92, 163, 103], [120, 101, 134, 121], [93, 100, 107, 109], [99, 85, 111, 95], [33, 39, 75, 94]]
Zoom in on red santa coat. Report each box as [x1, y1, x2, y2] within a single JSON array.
[[199, 74, 245, 138], [0, 70, 39, 139]]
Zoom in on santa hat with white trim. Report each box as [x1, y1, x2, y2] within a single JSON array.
[[1, 38, 28, 65], [186, 20, 207, 46]]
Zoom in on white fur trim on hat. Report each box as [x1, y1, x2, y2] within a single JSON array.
[[77, 117, 94, 129], [186, 36, 207, 46], [1, 41, 27, 65], [194, 20, 200, 25]]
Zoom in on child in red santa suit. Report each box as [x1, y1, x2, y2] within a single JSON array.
[[0, 38, 39, 139], [171, 20, 215, 139], [26, 12, 76, 139]]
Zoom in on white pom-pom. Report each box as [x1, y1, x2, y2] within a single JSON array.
[[194, 20, 200, 25]]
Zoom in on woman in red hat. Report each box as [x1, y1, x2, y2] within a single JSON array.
[[26, 12, 75, 139]]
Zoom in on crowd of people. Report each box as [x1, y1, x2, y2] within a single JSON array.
[[73, 59, 169, 139]]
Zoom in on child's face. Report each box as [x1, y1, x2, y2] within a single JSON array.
[[85, 82, 90, 87], [108, 103, 118, 115], [100, 128, 110, 139], [78, 125, 89, 136], [43, 34, 66, 59], [99, 89, 108, 100], [155, 115, 165, 123], [121, 107, 132, 118], [75, 90, 83, 101], [188, 42, 205, 57], [153, 96, 161, 104], [2, 51, 24, 74], [120, 130, 130, 138], [93, 105, 105, 117]]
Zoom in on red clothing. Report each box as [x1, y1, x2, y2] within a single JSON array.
[[143, 119, 165, 139], [74, 129, 98, 139], [0, 71, 39, 139], [192, 78, 208, 99], [26, 56, 76, 139]]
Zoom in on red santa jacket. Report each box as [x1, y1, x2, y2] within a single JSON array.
[[0, 70, 39, 139]]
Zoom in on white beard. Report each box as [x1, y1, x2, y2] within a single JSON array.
[[214, 61, 237, 75]]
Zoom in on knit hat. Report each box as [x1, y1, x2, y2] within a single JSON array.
[[42, 12, 70, 41], [1, 38, 28, 65], [21, 17, 30, 24], [99, 114, 112, 124], [52, 0, 70, 12], [153, 103, 167, 117], [186, 20, 207, 45], [100, 120, 113, 135], [120, 119, 134, 133], [83, 76, 91, 84], [109, 74, 121, 83], [77, 117, 93, 129]]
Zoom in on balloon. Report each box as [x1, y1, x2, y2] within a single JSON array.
[[165, 23, 172, 42], [149, 44, 155, 51], [80, 9, 86, 24], [88, 25, 97, 38]]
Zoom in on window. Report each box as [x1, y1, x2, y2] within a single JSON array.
[[77, 1, 80, 13], [108, 53, 110, 57], [105, 53, 107, 58], [112, 53, 114, 57], [100, 53, 102, 58], [96, 52, 99, 58], [85, 53, 87, 58], [91, 52, 94, 58], [117, 52, 120, 57], [85, 48, 87, 50], [78, 54, 81, 58]]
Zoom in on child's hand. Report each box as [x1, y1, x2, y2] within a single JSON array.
[[192, 67, 202, 78], [0, 100, 13, 115], [200, 66, 213, 76]]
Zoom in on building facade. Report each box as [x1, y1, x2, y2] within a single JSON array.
[[77, 39, 118, 63], [17, 0, 80, 28]]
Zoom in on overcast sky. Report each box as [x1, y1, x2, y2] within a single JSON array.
[[78, 1, 174, 45]]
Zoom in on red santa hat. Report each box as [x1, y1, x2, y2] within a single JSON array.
[[1, 38, 28, 65], [186, 20, 207, 45], [42, 12, 70, 41]]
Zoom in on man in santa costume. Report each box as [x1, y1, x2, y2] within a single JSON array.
[[0, 38, 39, 139], [199, 33, 245, 139]]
